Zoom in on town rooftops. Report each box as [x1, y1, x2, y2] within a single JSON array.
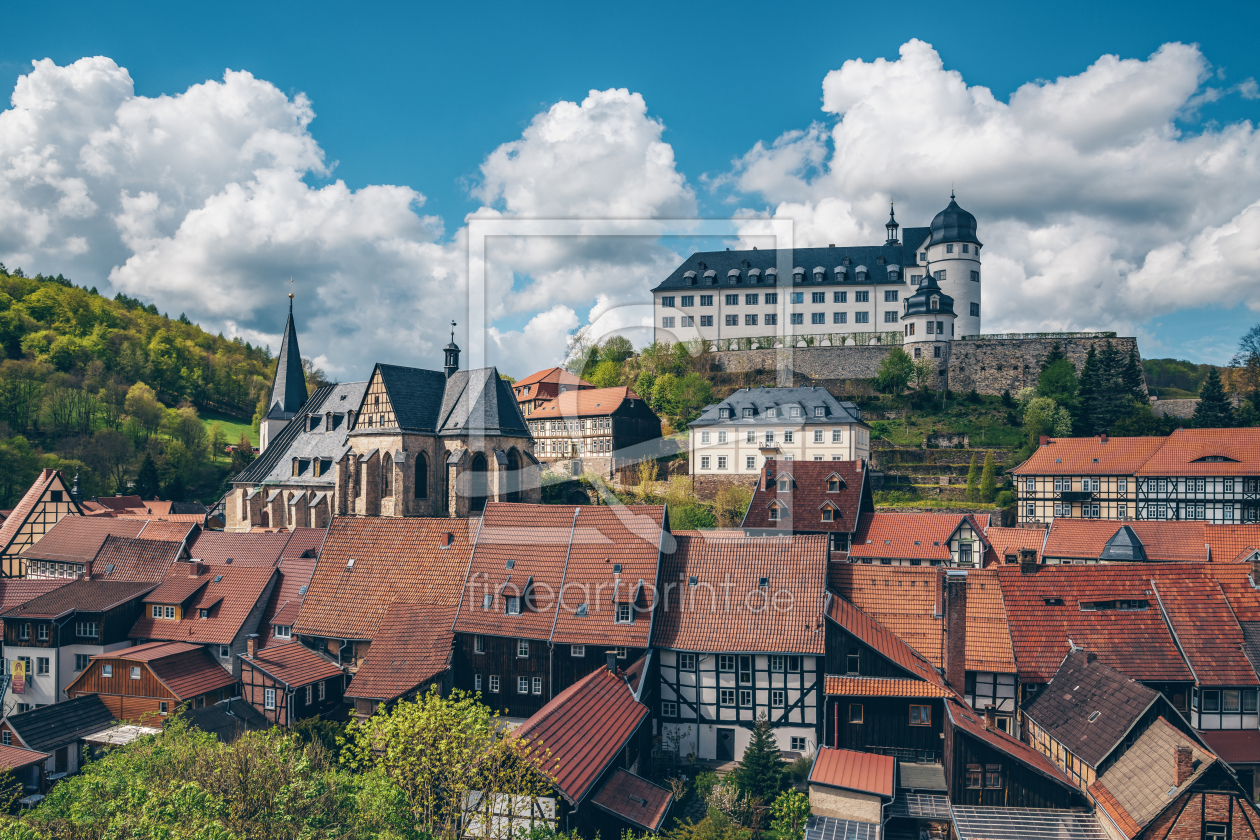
[[514, 665, 648, 804], [982, 526, 1045, 566], [19, 516, 148, 564], [1089, 717, 1216, 837], [809, 747, 895, 798], [90, 535, 184, 582], [234, 381, 367, 486], [1, 579, 157, 618], [742, 459, 870, 533], [258, 549, 320, 648], [1023, 650, 1161, 769], [346, 602, 450, 703], [0, 469, 77, 555], [1203, 524, 1260, 562], [651, 237, 930, 292], [76, 641, 236, 700], [825, 592, 946, 686], [297, 516, 474, 643], [824, 676, 952, 698], [241, 641, 343, 689], [0, 579, 70, 613], [849, 512, 987, 562], [6, 694, 115, 752], [1010, 436, 1166, 476], [1041, 520, 1211, 563], [129, 563, 277, 646], [530, 386, 647, 419], [512, 367, 594, 394], [829, 565, 1017, 674], [690, 387, 865, 429], [946, 697, 1080, 794], [588, 769, 672, 832], [996, 564, 1260, 686], [188, 530, 300, 567], [653, 533, 826, 655], [1135, 427, 1260, 476], [453, 504, 666, 648]]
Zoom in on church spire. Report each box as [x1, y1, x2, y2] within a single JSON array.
[[267, 281, 308, 420]]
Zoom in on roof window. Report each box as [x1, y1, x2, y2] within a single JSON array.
[[688, 576, 698, 586], [1088, 711, 1101, 723], [1044, 598, 1064, 606], [346, 558, 356, 569], [105, 564, 115, 574], [576, 604, 588, 616], [758, 577, 769, 589], [790, 407, 802, 418], [505, 559, 515, 569], [213, 575, 223, 583], [298, 585, 308, 595], [613, 563, 622, 574]]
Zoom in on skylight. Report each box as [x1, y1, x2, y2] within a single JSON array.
[[213, 575, 223, 583]]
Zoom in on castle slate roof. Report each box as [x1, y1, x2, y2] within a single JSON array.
[[901, 273, 955, 318], [928, 195, 981, 247], [651, 233, 931, 292], [1023, 650, 1161, 769], [266, 300, 309, 420], [234, 381, 368, 486], [689, 386, 865, 429]]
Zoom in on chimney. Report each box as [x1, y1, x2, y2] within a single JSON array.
[[983, 705, 995, 730], [440, 532, 454, 549], [1086, 651, 1098, 664], [1039, 435, 1049, 447], [189, 560, 205, 577], [1100, 434, 1108, 444], [1175, 745, 1194, 787], [944, 570, 968, 693], [83, 560, 93, 580], [1019, 548, 1038, 575], [605, 651, 618, 674], [246, 634, 259, 658]]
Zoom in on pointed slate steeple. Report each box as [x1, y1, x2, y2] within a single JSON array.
[[267, 288, 308, 420]]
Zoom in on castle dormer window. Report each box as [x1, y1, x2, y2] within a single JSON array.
[[743, 408, 753, 418], [834, 266, 846, 280], [749, 268, 762, 284], [790, 407, 802, 418], [812, 267, 825, 281], [765, 268, 778, 284], [719, 408, 731, 419], [931, 296, 940, 311]]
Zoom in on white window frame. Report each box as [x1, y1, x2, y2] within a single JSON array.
[[518, 677, 530, 694], [517, 639, 529, 658], [489, 675, 500, 693], [571, 645, 585, 657], [264, 688, 276, 710]]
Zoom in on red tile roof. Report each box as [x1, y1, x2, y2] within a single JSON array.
[[1204, 525, 1260, 562], [551, 506, 665, 647], [104, 640, 203, 661], [346, 601, 451, 702], [115, 513, 208, 523], [653, 533, 827, 655], [258, 553, 319, 648], [994, 564, 1257, 684], [513, 367, 594, 391], [530, 387, 645, 419], [0, 744, 48, 771], [809, 748, 895, 797], [2, 579, 157, 618], [1198, 729, 1260, 765], [0, 470, 66, 555], [1011, 437, 1167, 476], [1042, 520, 1209, 563], [824, 676, 951, 698], [91, 536, 184, 583], [297, 517, 474, 642], [945, 697, 1078, 792], [849, 512, 983, 561], [1088, 780, 1142, 838], [742, 459, 869, 533], [0, 579, 70, 613], [145, 573, 210, 605], [93, 495, 146, 512], [188, 531, 292, 567], [829, 566, 1016, 673], [78, 641, 236, 700], [825, 593, 945, 685], [1205, 564, 1260, 622], [982, 526, 1046, 566], [589, 769, 673, 832], [129, 564, 277, 645], [135, 520, 200, 545], [19, 516, 147, 564], [514, 665, 647, 803], [1136, 428, 1260, 476], [279, 528, 326, 561], [242, 641, 344, 689]]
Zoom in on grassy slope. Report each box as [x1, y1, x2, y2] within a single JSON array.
[[864, 394, 1026, 448], [201, 410, 259, 448]]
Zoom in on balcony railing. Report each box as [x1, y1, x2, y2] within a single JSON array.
[[703, 331, 904, 352], [960, 331, 1118, 341]]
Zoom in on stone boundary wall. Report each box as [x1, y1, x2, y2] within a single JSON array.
[[692, 473, 759, 502], [709, 337, 1143, 397]]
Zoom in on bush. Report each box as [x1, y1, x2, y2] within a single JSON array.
[[671, 503, 717, 531], [770, 789, 810, 840], [996, 490, 1014, 508], [694, 770, 720, 802]]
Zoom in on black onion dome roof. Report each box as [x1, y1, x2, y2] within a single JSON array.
[[901, 273, 956, 319], [928, 193, 982, 247]]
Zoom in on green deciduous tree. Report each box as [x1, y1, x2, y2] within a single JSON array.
[[770, 789, 810, 840], [1193, 368, 1236, 428], [875, 348, 914, 396], [600, 335, 635, 364]]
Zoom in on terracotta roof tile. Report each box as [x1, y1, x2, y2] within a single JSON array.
[[115, 512, 207, 523], [81, 641, 237, 699], [830, 566, 1015, 673], [826, 593, 945, 684], [809, 748, 895, 797], [742, 459, 869, 533], [1205, 564, 1260, 622], [242, 642, 344, 688], [1011, 436, 1166, 476], [130, 564, 277, 645], [551, 506, 665, 647], [997, 565, 1203, 684], [0, 470, 64, 554], [589, 770, 672, 832], [91, 536, 183, 582], [1, 579, 156, 618], [297, 517, 473, 642], [93, 496, 146, 512], [824, 676, 951, 697], [514, 666, 647, 803], [513, 367, 595, 391], [453, 504, 581, 642], [258, 553, 319, 648], [1135, 427, 1260, 476], [346, 601, 451, 702], [1151, 576, 1258, 685], [1042, 520, 1209, 563], [1198, 729, 1260, 765], [188, 531, 292, 567], [849, 512, 983, 561], [982, 526, 1045, 567], [103, 640, 203, 661], [1204, 525, 1260, 562], [279, 528, 326, 561], [19, 516, 147, 564], [1088, 780, 1141, 838], [135, 520, 200, 545], [0, 579, 70, 613], [1091, 717, 1215, 831], [0, 744, 49, 771], [530, 387, 644, 418], [654, 534, 827, 655]]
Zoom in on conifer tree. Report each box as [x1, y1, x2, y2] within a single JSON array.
[[1075, 345, 1099, 435], [979, 451, 997, 503], [732, 715, 783, 802], [1040, 342, 1068, 372], [965, 454, 980, 502], [1122, 347, 1147, 404], [135, 454, 160, 499], [1193, 368, 1236, 428]]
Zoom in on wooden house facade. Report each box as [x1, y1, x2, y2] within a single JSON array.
[[65, 641, 236, 722], [239, 637, 345, 727]]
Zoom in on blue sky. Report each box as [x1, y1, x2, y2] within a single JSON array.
[[2, 1, 1260, 376]]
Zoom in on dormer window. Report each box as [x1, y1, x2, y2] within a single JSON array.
[[768, 502, 785, 521], [814, 407, 825, 417], [778, 478, 790, 492], [790, 407, 802, 418], [812, 267, 825, 281], [274, 624, 292, 639], [767, 408, 777, 419], [828, 478, 840, 492], [719, 408, 731, 419], [743, 408, 753, 418], [930, 296, 940, 311], [507, 596, 521, 615], [616, 603, 633, 623], [821, 507, 835, 522]]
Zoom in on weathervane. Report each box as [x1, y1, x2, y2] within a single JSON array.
[[451, 319, 456, 343]]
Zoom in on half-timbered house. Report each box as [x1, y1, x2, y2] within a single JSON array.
[[655, 532, 826, 762], [0, 470, 82, 578], [238, 635, 345, 727], [847, 513, 990, 567]]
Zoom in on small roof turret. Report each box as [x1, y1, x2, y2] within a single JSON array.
[[901, 273, 956, 319], [928, 191, 982, 248], [266, 286, 308, 421]]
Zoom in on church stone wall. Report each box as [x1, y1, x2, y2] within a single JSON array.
[[709, 337, 1142, 397]]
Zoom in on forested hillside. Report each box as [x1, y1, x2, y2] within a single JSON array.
[[0, 265, 311, 506]]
